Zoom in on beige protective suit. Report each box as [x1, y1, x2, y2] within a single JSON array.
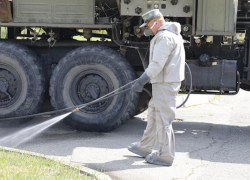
[[139, 22, 185, 165]]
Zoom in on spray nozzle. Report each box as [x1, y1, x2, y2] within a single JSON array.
[[72, 108, 80, 113]]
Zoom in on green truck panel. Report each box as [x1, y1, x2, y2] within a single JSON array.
[[13, 0, 94, 24]]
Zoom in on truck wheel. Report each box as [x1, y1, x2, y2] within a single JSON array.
[[0, 41, 44, 119], [50, 46, 139, 132]]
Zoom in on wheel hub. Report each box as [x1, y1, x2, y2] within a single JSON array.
[[0, 65, 21, 107], [85, 83, 100, 99], [0, 78, 9, 89], [71, 70, 114, 114]]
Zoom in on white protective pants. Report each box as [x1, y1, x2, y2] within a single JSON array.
[[139, 82, 181, 163]]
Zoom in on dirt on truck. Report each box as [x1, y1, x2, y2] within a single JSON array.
[[0, 0, 248, 132]]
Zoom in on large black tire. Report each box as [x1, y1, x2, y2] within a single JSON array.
[[50, 46, 139, 132], [0, 41, 45, 118]]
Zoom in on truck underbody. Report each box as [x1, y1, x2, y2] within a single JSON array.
[[0, 0, 248, 131]]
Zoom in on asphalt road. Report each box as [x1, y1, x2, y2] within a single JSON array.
[[0, 90, 250, 180]]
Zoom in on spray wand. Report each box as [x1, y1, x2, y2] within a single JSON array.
[[71, 62, 193, 113], [0, 62, 192, 122], [0, 80, 141, 121]]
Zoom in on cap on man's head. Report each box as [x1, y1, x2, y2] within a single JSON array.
[[139, 9, 163, 28]]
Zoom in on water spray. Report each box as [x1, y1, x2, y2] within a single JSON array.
[[0, 63, 192, 147]]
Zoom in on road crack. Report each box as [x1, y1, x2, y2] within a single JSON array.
[[185, 125, 217, 179]]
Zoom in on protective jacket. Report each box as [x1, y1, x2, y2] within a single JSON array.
[[145, 22, 185, 83]]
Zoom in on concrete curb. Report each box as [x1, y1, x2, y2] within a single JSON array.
[[0, 146, 112, 180], [176, 94, 217, 107]]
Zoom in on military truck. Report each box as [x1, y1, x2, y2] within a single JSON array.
[[0, 0, 247, 131]]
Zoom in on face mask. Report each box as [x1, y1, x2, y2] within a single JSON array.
[[144, 21, 157, 37]]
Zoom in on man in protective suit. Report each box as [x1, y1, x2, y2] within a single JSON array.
[[128, 9, 185, 166]]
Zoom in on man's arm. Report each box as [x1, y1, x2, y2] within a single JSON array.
[[131, 37, 173, 93], [145, 37, 173, 79]]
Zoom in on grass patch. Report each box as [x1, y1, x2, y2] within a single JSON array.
[[210, 95, 220, 102], [177, 94, 186, 96], [0, 149, 95, 180], [0, 27, 110, 42], [208, 113, 214, 116], [0, 27, 7, 39], [73, 29, 111, 42]]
